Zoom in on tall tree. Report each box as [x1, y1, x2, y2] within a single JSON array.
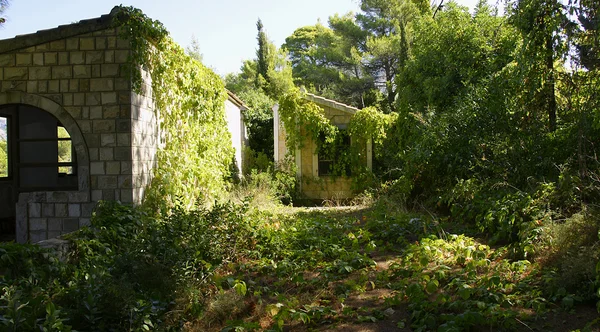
[[396, 1, 518, 114], [283, 24, 341, 93], [283, 18, 376, 108], [185, 35, 203, 62], [327, 13, 376, 108], [256, 19, 272, 88], [571, 0, 600, 70], [357, 0, 429, 112], [0, 0, 10, 25], [224, 21, 294, 166], [509, 0, 569, 131]]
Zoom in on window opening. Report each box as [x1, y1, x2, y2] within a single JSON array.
[[318, 129, 351, 177], [16, 105, 77, 191], [0, 116, 7, 178], [57, 126, 74, 175]]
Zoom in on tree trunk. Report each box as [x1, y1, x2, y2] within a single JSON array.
[[545, 31, 557, 132]]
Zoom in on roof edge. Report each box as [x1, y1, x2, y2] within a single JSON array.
[[302, 91, 359, 114], [226, 90, 248, 111], [0, 6, 123, 54]]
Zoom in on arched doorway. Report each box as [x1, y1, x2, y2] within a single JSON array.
[[0, 104, 79, 241], [0, 92, 90, 243]]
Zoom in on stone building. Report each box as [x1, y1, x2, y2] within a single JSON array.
[[0, 9, 248, 243], [273, 92, 372, 200], [0, 8, 163, 243], [225, 90, 248, 178]]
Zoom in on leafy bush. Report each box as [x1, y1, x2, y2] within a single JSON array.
[[232, 164, 298, 207], [0, 244, 71, 331], [0, 201, 260, 331], [533, 210, 600, 298], [388, 235, 547, 331]]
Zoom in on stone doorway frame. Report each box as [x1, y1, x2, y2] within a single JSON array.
[[0, 91, 90, 243]]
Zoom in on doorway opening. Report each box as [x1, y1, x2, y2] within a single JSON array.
[[0, 104, 78, 242]]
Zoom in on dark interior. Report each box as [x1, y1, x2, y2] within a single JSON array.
[[0, 104, 77, 242]]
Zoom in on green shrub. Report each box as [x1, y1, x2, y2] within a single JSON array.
[[533, 211, 600, 298], [232, 165, 297, 206], [0, 244, 71, 331], [0, 200, 261, 331]]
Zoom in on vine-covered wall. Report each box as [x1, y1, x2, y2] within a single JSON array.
[[276, 89, 394, 199], [116, 7, 234, 211]]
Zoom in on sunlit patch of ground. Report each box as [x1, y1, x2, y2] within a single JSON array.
[[186, 205, 600, 331]]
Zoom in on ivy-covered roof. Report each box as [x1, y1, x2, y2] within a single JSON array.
[[303, 92, 359, 115], [0, 6, 122, 54]]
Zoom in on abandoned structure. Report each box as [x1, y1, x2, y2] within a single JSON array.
[[225, 91, 248, 178], [0, 8, 246, 243], [273, 92, 372, 200]]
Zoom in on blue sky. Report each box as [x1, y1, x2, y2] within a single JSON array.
[[0, 0, 479, 76]]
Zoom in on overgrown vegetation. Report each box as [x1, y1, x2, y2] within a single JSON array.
[[115, 6, 234, 211], [0, 201, 257, 331], [2, 0, 600, 330], [3, 200, 598, 330]]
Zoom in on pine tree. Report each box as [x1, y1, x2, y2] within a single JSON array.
[[255, 19, 271, 88]]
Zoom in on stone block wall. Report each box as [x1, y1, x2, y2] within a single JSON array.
[[0, 27, 153, 242], [17, 191, 96, 243], [130, 69, 159, 204]]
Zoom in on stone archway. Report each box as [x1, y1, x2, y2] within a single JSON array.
[[0, 91, 91, 243], [0, 91, 90, 177]]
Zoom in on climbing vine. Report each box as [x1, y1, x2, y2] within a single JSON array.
[[348, 107, 397, 161], [114, 7, 234, 211], [278, 88, 337, 151], [278, 89, 395, 187]]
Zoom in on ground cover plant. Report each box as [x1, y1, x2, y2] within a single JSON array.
[[1, 192, 600, 331], [2, 0, 600, 330], [193, 203, 600, 331]]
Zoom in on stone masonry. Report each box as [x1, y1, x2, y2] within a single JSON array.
[[0, 8, 159, 243]]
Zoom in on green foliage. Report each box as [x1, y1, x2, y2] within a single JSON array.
[[508, 0, 568, 131], [255, 19, 271, 88], [389, 234, 548, 331], [57, 127, 72, 174], [278, 91, 395, 191], [283, 0, 430, 112], [397, 1, 518, 113], [348, 106, 397, 161], [533, 210, 600, 298], [278, 88, 337, 152], [0, 201, 258, 331], [225, 21, 294, 170], [0, 243, 71, 331], [238, 89, 275, 161], [0, 138, 7, 177], [2, 199, 597, 331], [377, 0, 600, 243], [115, 6, 234, 210], [232, 164, 298, 206]]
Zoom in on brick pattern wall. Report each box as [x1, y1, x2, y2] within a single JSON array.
[[0, 28, 150, 242], [130, 69, 159, 204]]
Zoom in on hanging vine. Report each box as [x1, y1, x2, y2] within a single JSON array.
[[278, 88, 337, 151], [348, 106, 398, 161], [114, 6, 234, 211], [278, 89, 395, 187]]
